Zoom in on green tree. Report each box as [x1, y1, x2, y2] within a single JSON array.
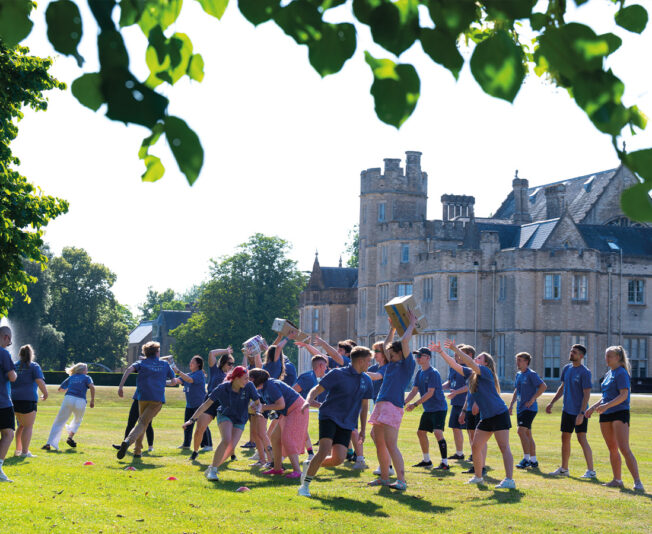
[[138, 287, 188, 321], [0, 43, 69, 318], [0, 1, 649, 220], [344, 224, 359, 268], [173, 234, 306, 366]]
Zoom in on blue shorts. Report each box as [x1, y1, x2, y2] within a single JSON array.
[[216, 415, 246, 430], [448, 405, 466, 429]]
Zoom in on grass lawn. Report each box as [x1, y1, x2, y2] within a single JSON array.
[[2, 387, 651, 533]]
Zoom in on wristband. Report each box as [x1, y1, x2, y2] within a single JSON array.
[[190, 417, 197, 423]]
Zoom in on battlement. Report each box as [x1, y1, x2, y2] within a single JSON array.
[[361, 151, 428, 196]]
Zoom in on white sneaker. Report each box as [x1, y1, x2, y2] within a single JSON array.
[[14, 450, 22, 457], [297, 484, 311, 497], [467, 476, 484, 484], [495, 478, 516, 489], [580, 470, 596, 479], [307, 453, 314, 461], [633, 480, 645, 492], [373, 466, 395, 476], [22, 451, 36, 458], [549, 467, 570, 476], [200, 446, 213, 452], [148, 447, 154, 452], [204, 467, 219, 481], [250, 450, 260, 461], [0, 469, 12, 482], [352, 460, 369, 470], [177, 445, 190, 450], [301, 459, 311, 485]]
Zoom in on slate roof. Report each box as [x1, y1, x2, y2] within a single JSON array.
[[157, 310, 192, 330], [128, 321, 153, 344], [577, 224, 652, 256], [494, 168, 620, 223], [320, 267, 358, 288], [474, 222, 520, 248], [518, 220, 559, 249]]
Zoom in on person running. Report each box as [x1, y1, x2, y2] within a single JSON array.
[[176, 355, 212, 453], [368, 312, 417, 491], [250, 369, 309, 479], [11, 344, 48, 457], [184, 365, 261, 481], [508, 352, 546, 469], [434, 341, 515, 489], [297, 345, 373, 498], [585, 346, 644, 491], [545, 344, 595, 478], [0, 326, 17, 482], [42, 363, 95, 451], [442, 346, 470, 461], [116, 342, 175, 459], [405, 347, 449, 470], [293, 353, 328, 460]]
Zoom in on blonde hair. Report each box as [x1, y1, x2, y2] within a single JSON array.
[[65, 362, 87, 375], [606, 345, 631, 375], [372, 341, 388, 364], [516, 352, 532, 364], [469, 352, 500, 394]]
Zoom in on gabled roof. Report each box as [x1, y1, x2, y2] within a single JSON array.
[[320, 267, 358, 289], [518, 219, 558, 249], [576, 224, 652, 255], [157, 310, 192, 330], [129, 321, 153, 344]]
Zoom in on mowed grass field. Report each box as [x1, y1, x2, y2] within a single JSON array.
[[2, 386, 651, 533]]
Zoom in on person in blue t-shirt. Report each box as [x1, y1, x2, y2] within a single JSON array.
[[405, 347, 449, 470], [11, 344, 48, 458], [43, 363, 95, 451], [545, 344, 595, 478], [184, 366, 261, 481], [367, 313, 417, 491], [0, 325, 18, 482], [586, 346, 644, 492], [435, 341, 515, 490], [297, 346, 373, 498], [264, 338, 288, 381], [442, 347, 470, 461], [116, 341, 175, 459], [175, 355, 212, 457], [313, 335, 352, 369], [508, 352, 547, 469], [283, 357, 297, 387], [293, 354, 328, 459]]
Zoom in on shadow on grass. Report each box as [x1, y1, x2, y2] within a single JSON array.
[[375, 487, 454, 514], [475, 487, 525, 504], [311, 495, 389, 517], [108, 460, 167, 470]]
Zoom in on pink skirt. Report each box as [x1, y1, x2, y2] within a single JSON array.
[[280, 397, 309, 456], [369, 401, 404, 429]]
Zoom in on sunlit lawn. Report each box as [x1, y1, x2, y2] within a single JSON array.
[[2, 386, 651, 533]]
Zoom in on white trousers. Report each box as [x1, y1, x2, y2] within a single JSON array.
[[46, 395, 87, 447]]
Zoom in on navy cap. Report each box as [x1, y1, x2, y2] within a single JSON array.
[[413, 347, 431, 357]]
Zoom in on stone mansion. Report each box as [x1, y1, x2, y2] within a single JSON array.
[[298, 151, 652, 387]]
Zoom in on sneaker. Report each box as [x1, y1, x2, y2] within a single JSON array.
[[111, 444, 121, 451], [307, 453, 314, 461], [285, 471, 301, 479], [389, 480, 407, 491], [412, 460, 433, 468], [529, 460, 539, 468], [230, 454, 236, 461], [200, 446, 213, 452], [495, 478, 516, 489], [433, 462, 450, 471], [250, 450, 260, 461], [297, 484, 311, 497], [205, 467, 219, 481], [549, 467, 570, 477], [22, 451, 36, 458], [373, 466, 395, 476], [300, 459, 311, 485], [177, 445, 190, 450], [367, 478, 391, 486], [249, 460, 265, 468], [14, 450, 22, 457], [352, 460, 369, 470], [482, 467, 487, 477], [0, 469, 12, 483], [448, 453, 465, 460], [262, 468, 285, 475], [468, 455, 473, 462], [148, 447, 154, 452], [602, 480, 624, 488], [116, 441, 129, 460], [462, 466, 474, 474], [467, 476, 484, 484], [240, 441, 256, 449], [346, 451, 355, 462], [516, 459, 530, 469], [42, 444, 58, 451], [580, 470, 597, 479], [189, 451, 199, 461], [633, 481, 645, 492], [66, 437, 77, 448]]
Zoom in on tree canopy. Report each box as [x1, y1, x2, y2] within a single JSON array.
[[0, 0, 649, 221]]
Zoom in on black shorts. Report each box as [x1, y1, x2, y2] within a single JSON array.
[[477, 411, 511, 432], [13, 400, 38, 414], [0, 406, 16, 431], [319, 418, 352, 448], [561, 411, 588, 434], [466, 411, 480, 430], [517, 410, 536, 429], [419, 410, 447, 432], [599, 410, 630, 425], [448, 405, 466, 429], [204, 394, 219, 418]]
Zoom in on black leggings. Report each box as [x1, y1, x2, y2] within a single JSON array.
[[183, 407, 212, 448], [124, 399, 154, 447]]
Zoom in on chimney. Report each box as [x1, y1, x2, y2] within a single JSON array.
[[405, 151, 422, 177], [441, 194, 475, 221], [545, 184, 566, 219], [383, 158, 401, 175], [512, 174, 532, 225]]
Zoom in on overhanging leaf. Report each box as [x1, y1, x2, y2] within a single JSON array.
[[71, 73, 104, 111], [307, 23, 356, 76], [0, 0, 34, 46], [470, 30, 524, 102], [615, 4, 648, 34], [368, 0, 420, 57], [420, 27, 463, 79], [238, 0, 280, 25], [188, 54, 205, 81], [625, 148, 652, 182], [621, 182, 652, 222], [164, 116, 204, 185], [142, 155, 165, 182], [45, 0, 84, 67], [139, 0, 182, 36], [482, 0, 536, 22], [427, 0, 477, 35], [195, 0, 229, 19]]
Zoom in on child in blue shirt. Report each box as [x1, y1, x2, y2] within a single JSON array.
[[175, 355, 212, 456]]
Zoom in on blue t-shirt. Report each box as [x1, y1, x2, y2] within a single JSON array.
[[465, 391, 476, 413], [283, 358, 297, 386], [319, 365, 373, 430], [561, 363, 592, 416], [263, 357, 283, 380], [514, 368, 544, 413], [260, 378, 300, 416], [132, 357, 175, 403], [209, 381, 259, 425], [448, 367, 468, 407], [415, 367, 447, 412], [0, 347, 16, 408], [601, 366, 630, 414], [207, 364, 226, 393], [11, 361, 45, 402], [376, 355, 416, 408], [61, 374, 93, 400], [463, 365, 507, 420], [296, 370, 327, 402], [184, 370, 207, 408], [328, 354, 351, 369], [368, 363, 386, 401]]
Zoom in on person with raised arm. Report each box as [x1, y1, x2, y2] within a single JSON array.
[[585, 346, 644, 491], [293, 352, 329, 460], [175, 355, 212, 455], [367, 312, 417, 491], [313, 335, 351, 369], [442, 347, 470, 461], [459, 390, 487, 477], [432, 340, 515, 489]]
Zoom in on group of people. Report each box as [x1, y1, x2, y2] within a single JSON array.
[[0, 321, 645, 496]]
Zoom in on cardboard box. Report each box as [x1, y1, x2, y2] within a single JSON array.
[[384, 295, 427, 335], [242, 335, 268, 354], [271, 318, 311, 343]]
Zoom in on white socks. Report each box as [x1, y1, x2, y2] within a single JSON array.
[[423, 453, 431, 462]]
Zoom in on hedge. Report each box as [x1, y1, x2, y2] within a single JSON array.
[[43, 371, 137, 387]]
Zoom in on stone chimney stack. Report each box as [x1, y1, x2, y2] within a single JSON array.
[[383, 158, 401, 175], [405, 151, 422, 178], [545, 184, 566, 219], [512, 176, 532, 225], [441, 194, 475, 221]]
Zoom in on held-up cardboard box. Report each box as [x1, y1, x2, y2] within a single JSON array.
[[271, 318, 311, 343], [242, 335, 268, 354], [384, 295, 428, 335]]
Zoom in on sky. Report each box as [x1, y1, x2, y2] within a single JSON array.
[[12, 0, 652, 315]]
